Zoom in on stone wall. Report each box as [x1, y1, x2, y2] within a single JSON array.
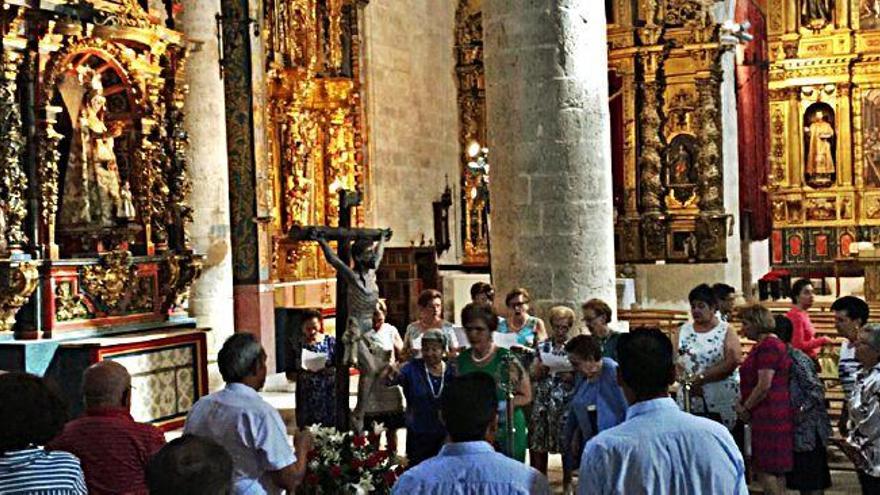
[[362, 0, 461, 263]]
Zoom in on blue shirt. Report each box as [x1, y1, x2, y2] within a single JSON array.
[[0, 448, 87, 495], [563, 357, 628, 443], [185, 383, 296, 495], [392, 441, 550, 495], [390, 359, 454, 435], [579, 397, 747, 495]]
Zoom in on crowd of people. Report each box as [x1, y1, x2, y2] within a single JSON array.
[[5, 277, 880, 494]]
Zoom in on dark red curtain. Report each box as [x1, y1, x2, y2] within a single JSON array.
[[736, 0, 771, 240]]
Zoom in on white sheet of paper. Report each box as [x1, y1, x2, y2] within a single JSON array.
[[301, 348, 328, 372], [454, 326, 470, 348], [410, 335, 422, 351], [540, 350, 573, 373], [493, 331, 520, 349]]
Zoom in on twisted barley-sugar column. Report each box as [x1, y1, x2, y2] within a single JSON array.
[[483, 0, 617, 317]]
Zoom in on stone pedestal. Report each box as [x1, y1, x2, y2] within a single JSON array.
[[483, 1, 617, 315], [178, 0, 235, 358]]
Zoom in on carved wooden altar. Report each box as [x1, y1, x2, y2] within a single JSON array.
[[0, 0, 201, 338], [609, 0, 733, 263], [265, 0, 368, 282], [766, 0, 880, 271]]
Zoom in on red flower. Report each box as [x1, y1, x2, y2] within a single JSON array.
[[353, 435, 368, 447], [351, 458, 364, 469], [365, 452, 385, 468], [382, 470, 398, 485], [330, 465, 342, 477], [306, 473, 319, 485]]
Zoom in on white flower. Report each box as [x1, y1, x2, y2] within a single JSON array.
[[351, 474, 375, 495], [308, 460, 319, 471]]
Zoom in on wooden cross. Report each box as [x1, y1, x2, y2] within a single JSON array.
[[288, 189, 388, 431]]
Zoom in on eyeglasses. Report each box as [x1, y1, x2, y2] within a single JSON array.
[[510, 301, 527, 308]]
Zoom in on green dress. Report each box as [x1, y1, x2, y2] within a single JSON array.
[[456, 347, 528, 461]]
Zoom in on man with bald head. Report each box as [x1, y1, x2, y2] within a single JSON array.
[[48, 360, 165, 494]]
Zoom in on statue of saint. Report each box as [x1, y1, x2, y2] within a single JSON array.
[[805, 110, 835, 178], [58, 66, 136, 229], [802, 0, 834, 29]]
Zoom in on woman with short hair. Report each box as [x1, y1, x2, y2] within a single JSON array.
[[581, 298, 619, 360], [737, 304, 794, 495], [675, 283, 742, 430], [457, 303, 531, 462], [385, 330, 454, 467], [403, 289, 459, 359], [529, 306, 577, 485]]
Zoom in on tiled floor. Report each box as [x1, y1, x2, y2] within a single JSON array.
[[169, 373, 863, 494]]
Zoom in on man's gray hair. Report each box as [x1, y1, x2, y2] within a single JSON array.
[[864, 323, 880, 352], [218, 333, 264, 383]]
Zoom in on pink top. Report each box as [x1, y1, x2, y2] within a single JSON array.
[[785, 306, 831, 359]]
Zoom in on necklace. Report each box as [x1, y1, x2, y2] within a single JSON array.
[[471, 345, 496, 364], [425, 362, 446, 399]]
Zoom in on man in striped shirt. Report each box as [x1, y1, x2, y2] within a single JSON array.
[[0, 372, 87, 495], [48, 361, 165, 494], [832, 296, 870, 435]]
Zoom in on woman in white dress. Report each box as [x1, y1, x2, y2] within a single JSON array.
[[676, 283, 742, 430]]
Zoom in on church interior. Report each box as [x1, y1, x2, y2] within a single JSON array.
[[2, 0, 880, 491]]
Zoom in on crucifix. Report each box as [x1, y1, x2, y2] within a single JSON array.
[[288, 189, 391, 431]]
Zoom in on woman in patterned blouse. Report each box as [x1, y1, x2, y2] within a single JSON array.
[[528, 306, 576, 491], [775, 315, 832, 494]]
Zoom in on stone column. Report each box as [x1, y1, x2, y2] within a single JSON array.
[[178, 0, 236, 368], [483, 1, 617, 314]]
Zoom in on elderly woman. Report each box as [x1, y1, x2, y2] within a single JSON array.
[[736, 304, 794, 495], [775, 315, 832, 495], [0, 372, 87, 494], [581, 298, 620, 360], [498, 288, 548, 348], [403, 289, 459, 359], [287, 308, 336, 428], [529, 306, 576, 482], [676, 283, 742, 430], [457, 302, 532, 462], [562, 335, 628, 486], [841, 323, 880, 494], [385, 330, 454, 467], [786, 279, 832, 360], [352, 301, 404, 447]]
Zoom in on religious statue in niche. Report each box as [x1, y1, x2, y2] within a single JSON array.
[[802, 0, 834, 30], [863, 90, 880, 187], [803, 104, 836, 188], [805, 197, 836, 221], [665, 134, 698, 204], [58, 66, 136, 229]]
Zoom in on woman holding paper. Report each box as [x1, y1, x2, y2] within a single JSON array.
[[456, 302, 531, 462], [562, 335, 628, 475], [529, 306, 576, 490], [384, 330, 454, 466], [403, 289, 459, 360], [291, 309, 337, 428], [497, 288, 548, 369]]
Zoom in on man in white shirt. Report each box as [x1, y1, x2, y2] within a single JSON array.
[[832, 296, 870, 435], [578, 327, 747, 495], [185, 333, 312, 494]]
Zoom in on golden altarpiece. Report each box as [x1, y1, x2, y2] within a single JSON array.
[[265, 0, 367, 284], [765, 0, 880, 278], [0, 0, 207, 428], [608, 0, 733, 263]]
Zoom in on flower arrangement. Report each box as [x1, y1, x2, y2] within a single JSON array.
[[302, 423, 404, 494]]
